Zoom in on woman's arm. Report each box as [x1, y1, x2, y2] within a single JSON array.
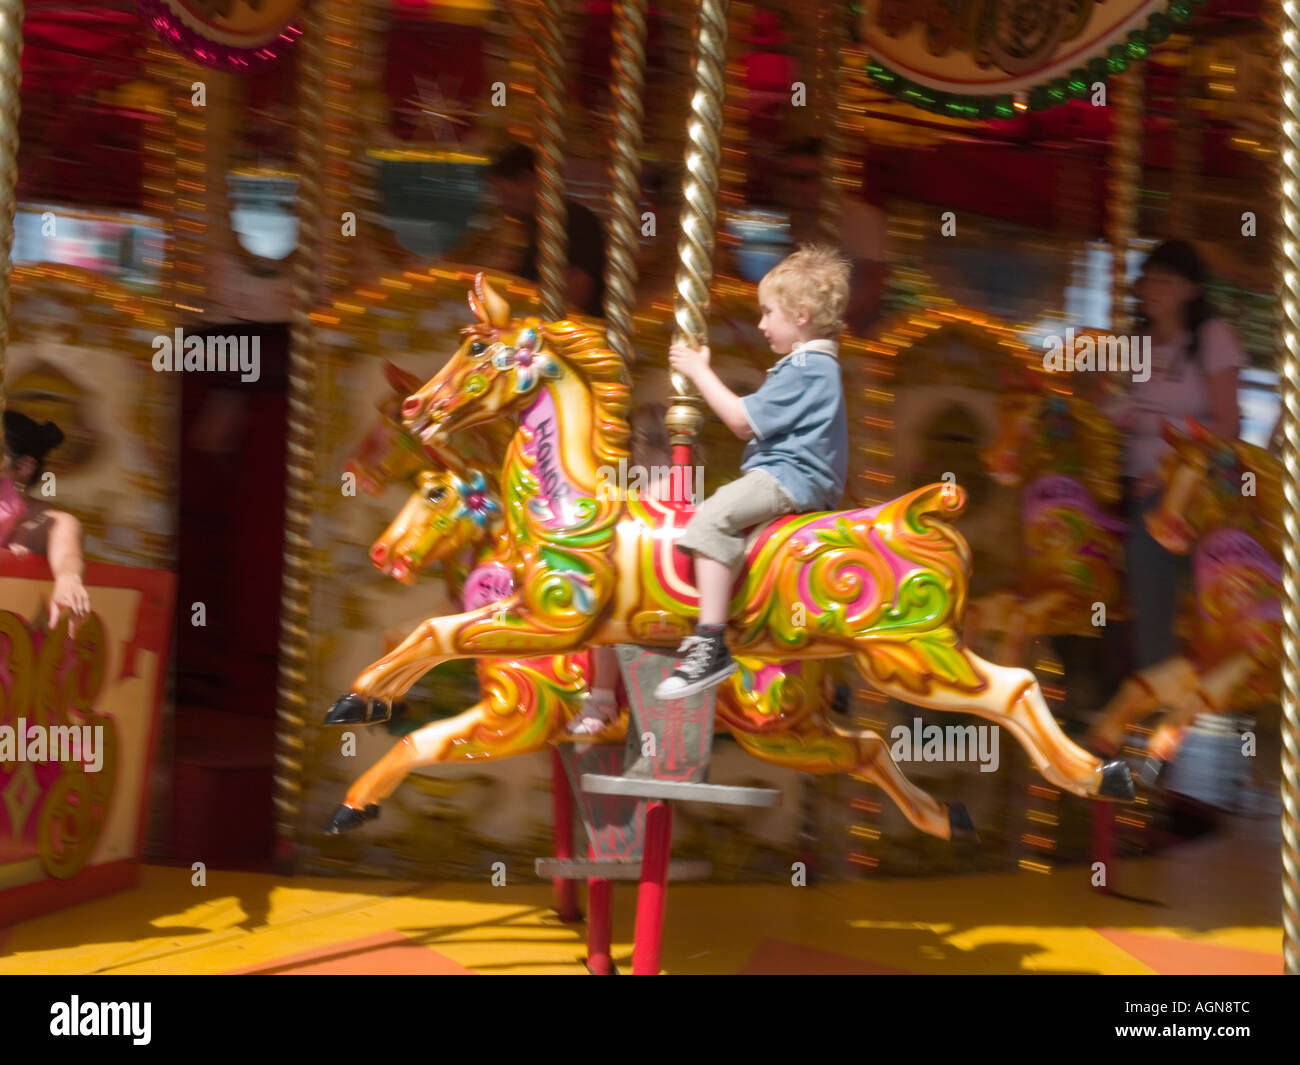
[[1201, 318, 1243, 441], [47, 510, 85, 580], [12, 505, 91, 629]]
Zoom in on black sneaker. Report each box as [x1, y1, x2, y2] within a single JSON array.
[[653, 632, 737, 700]]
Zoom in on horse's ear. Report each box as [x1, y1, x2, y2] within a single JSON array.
[[1187, 417, 1214, 444], [384, 361, 422, 396], [473, 273, 511, 328], [468, 284, 488, 326]]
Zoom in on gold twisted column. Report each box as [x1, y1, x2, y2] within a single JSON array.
[[173, 70, 207, 319], [815, 0, 850, 242], [602, 0, 649, 364], [0, 0, 21, 422], [1278, 0, 1300, 976], [274, 5, 326, 856], [1107, 67, 1143, 333], [532, 0, 569, 320], [504, 0, 539, 143], [318, 4, 363, 298], [668, 0, 728, 450]]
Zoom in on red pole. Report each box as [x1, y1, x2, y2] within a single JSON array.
[[551, 748, 580, 921], [632, 800, 673, 974], [586, 877, 613, 974]]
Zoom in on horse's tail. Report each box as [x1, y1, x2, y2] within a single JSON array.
[[910, 481, 968, 522]]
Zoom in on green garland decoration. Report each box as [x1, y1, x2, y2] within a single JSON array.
[[858, 1, 1202, 120]]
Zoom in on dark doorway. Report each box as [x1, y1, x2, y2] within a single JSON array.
[[169, 323, 289, 869]]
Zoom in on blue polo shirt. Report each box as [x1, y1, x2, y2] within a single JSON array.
[[739, 341, 848, 511]]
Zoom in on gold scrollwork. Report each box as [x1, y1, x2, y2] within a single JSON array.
[[0, 609, 116, 880]]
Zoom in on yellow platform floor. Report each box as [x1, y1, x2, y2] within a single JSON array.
[[1, 815, 1283, 975]]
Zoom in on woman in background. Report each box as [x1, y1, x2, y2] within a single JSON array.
[[1, 410, 92, 632], [1109, 240, 1243, 671]]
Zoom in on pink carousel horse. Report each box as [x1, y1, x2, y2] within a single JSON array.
[[327, 276, 1134, 804], [973, 362, 1125, 664], [1089, 419, 1281, 771], [329, 403, 976, 841]]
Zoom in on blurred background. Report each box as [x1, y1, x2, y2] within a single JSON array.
[[0, 0, 1285, 913]]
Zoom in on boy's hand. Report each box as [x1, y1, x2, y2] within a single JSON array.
[[668, 343, 711, 382]]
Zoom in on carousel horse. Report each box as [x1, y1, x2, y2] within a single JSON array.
[[328, 276, 1134, 803], [330, 415, 976, 841], [1088, 419, 1281, 769], [972, 367, 1125, 665]]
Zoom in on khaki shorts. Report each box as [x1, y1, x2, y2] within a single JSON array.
[[676, 469, 797, 570]]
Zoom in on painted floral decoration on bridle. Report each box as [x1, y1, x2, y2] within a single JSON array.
[[454, 470, 501, 528], [458, 321, 562, 403]]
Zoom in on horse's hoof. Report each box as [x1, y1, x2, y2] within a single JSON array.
[[324, 693, 368, 726], [1097, 759, 1136, 802], [325, 803, 381, 835], [947, 802, 979, 844], [323, 694, 392, 726], [1137, 755, 1166, 791]]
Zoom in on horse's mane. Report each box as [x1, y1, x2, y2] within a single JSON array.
[[541, 318, 631, 466]]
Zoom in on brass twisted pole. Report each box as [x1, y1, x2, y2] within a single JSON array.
[[602, 0, 649, 364], [1107, 67, 1143, 333], [1279, 0, 1300, 976], [273, 3, 327, 857], [532, 0, 569, 320], [668, 0, 729, 451], [0, 0, 22, 423], [318, 2, 362, 298]]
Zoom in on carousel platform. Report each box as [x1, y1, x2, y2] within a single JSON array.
[[0, 809, 1281, 975]]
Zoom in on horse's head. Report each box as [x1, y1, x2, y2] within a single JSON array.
[[346, 361, 428, 495], [402, 275, 566, 452], [369, 465, 502, 584]]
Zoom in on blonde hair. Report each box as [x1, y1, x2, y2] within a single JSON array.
[[758, 244, 850, 338]]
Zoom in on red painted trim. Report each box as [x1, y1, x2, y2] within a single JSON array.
[[586, 878, 613, 975], [0, 859, 137, 928], [551, 749, 580, 922], [134, 575, 177, 858], [0, 554, 174, 591]]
